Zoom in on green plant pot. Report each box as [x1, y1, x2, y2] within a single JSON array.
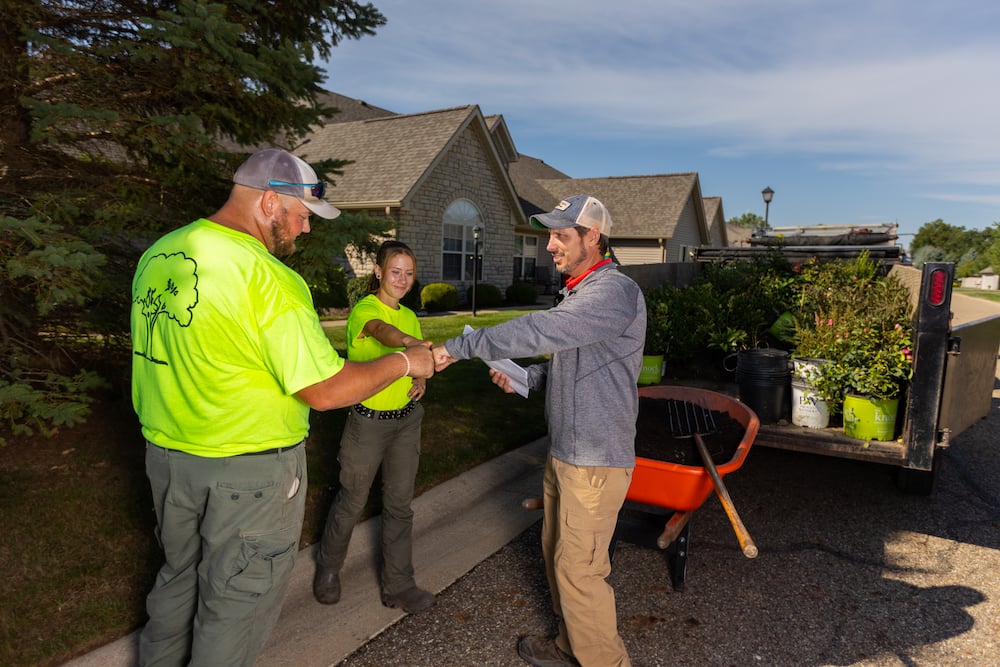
[[843, 394, 899, 441], [638, 354, 664, 385]]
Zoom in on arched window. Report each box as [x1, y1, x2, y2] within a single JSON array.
[[441, 198, 484, 281]]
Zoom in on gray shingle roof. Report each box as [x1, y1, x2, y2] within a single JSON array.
[[302, 106, 481, 206], [535, 173, 701, 238], [316, 91, 396, 123], [295, 90, 722, 247], [703, 196, 729, 245], [507, 153, 570, 217], [703, 196, 723, 226]]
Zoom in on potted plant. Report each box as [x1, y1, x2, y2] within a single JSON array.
[[790, 256, 914, 438], [791, 310, 845, 412], [639, 285, 671, 384], [834, 320, 913, 440]]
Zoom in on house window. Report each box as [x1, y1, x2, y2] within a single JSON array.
[[442, 199, 484, 281], [512, 234, 538, 281]]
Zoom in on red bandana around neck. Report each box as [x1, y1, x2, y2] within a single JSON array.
[[564, 258, 612, 291]]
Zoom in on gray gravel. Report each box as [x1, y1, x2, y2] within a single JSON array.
[[339, 388, 1000, 667]]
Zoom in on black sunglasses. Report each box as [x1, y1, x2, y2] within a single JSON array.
[[268, 179, 326, 199]]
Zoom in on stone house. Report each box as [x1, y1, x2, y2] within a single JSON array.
[[299, 92, 727, 295]]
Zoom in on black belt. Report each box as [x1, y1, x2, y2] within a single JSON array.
[[353, 401, 416, 420], [237, 441, 303, 456]]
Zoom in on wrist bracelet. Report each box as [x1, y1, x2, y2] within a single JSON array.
[[395, 350, 411, 377]]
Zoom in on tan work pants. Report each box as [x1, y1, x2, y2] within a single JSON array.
[[542, 455, 633, 667]]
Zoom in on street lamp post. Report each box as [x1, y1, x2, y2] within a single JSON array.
[[472, 226, 481, 317], [761, 187, 774, 228]]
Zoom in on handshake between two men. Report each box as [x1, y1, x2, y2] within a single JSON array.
[[400, 342, 519, 395]]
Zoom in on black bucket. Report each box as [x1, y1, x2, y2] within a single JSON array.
[[736, 349, 790, 424]]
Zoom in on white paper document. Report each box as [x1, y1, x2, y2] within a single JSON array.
[[462, 324, 530, 398]]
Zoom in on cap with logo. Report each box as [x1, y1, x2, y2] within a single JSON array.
[[233, 149, 341, 219], [529, 195, 612, 237]]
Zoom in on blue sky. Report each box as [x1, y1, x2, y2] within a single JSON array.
[[321, 0, 1000, 245]]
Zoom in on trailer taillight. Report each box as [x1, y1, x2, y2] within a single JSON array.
[[927, 268, 948, 306]]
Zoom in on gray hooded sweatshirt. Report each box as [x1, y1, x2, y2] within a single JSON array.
[[444, 263, 646, 468]]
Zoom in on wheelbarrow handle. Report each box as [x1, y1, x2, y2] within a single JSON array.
[[656, 510, 692, 549], [694, 434, 759, 559], [521, 497, 543, 511]]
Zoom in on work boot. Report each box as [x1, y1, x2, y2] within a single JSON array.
[[517, 635, 580, 667], [380, 585, 435, 613], [312, 565, 341, 605]]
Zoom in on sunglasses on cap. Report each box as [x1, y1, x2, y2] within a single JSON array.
[[267, 179, 326, 199]]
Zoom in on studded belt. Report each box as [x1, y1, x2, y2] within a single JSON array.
[[353, 401, 417, 420]]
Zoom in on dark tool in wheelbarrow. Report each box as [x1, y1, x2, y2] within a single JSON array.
[[666, 399, 759, 559]]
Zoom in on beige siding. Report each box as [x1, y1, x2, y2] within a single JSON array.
[[614, 244, 663, 266], [664, 198, 703, 260]]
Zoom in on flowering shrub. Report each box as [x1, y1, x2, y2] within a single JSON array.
[[816, 320, 913, 402], [792, 254, 914, 408]]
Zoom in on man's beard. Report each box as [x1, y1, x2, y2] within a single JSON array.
[[267, 213, 296, 258], [555, 245, 587, 276]]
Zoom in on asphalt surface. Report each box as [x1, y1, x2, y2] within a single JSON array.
[[67, 292, 1000, 666], [334, 369, 1000, 667], [71, 364, 1000, 667]]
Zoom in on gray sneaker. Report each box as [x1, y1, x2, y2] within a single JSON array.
[[517, 635, 580, 667], [381, 586, 435, 613]]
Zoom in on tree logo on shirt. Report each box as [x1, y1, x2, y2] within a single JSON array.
[[132, 252, 199, 365]]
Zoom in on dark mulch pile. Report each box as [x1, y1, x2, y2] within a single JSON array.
[[634, 397, 745, 466]]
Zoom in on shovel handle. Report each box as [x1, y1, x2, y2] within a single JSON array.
[[694, 434, 758, 559]]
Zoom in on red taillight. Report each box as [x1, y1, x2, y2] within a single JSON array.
[[927, 269, 948, 306]]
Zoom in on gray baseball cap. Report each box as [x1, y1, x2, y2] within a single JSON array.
[[529, 195, 612, 237], [233, 149, 341, 219]]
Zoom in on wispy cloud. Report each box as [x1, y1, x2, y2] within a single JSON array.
[[325, 0, 1000, 228]]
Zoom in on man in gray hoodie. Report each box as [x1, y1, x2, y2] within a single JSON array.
[[434, 195, 646, 667]]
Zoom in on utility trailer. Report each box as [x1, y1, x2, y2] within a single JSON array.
[[685, 253, 1000, 494]]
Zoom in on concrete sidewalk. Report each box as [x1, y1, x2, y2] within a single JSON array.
[[64, 437, 548, 667]]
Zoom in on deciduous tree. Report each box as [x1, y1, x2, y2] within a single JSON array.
[[727, 212, 766, 228]]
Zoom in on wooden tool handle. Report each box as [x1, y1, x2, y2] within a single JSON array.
[[656, 510, 692, 549], [694, 434, 758, 559], [521, 497, 543, 511]]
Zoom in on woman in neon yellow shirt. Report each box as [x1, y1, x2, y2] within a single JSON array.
[[313, 240, 435, 613]]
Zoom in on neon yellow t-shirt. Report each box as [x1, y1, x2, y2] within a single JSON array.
[[348, 294, 422, 411], [130, 218, 344, 456]]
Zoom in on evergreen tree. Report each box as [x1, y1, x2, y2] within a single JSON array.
[[0, 0, 388, 442]]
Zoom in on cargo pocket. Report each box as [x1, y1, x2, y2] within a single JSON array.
[[564, 506, 618, 575], [226, 532, 298, 597]]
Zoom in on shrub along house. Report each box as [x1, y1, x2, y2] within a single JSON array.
[[297, 92, 728, 299]]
